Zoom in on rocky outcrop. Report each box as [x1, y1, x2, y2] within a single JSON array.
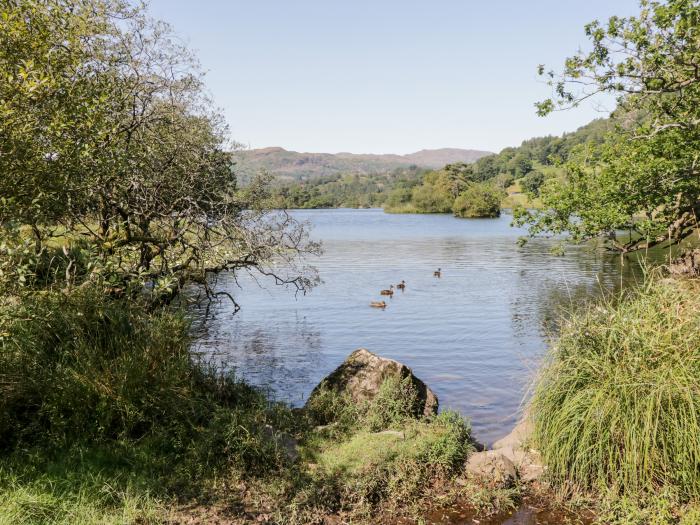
[[306, 348, 438, 417]]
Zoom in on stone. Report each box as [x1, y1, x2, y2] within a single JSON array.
[[492, 418, 533, 451], [489, 413, 546, 483], [465, 450, 517, 488], [306, 348, 438, 417]]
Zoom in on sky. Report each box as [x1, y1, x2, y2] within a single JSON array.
[[147, 0, 640, 155]]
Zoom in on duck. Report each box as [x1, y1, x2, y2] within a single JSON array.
[[380, 284, 395, 296], [396, 280, 406, 290], [370, 301, 387, 308], [433, 268, 441, 278]]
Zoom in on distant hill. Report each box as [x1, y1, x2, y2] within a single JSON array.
[[232, 147, 493, 181]]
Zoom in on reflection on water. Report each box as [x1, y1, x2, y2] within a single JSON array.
[[190, 208, 650, 445]]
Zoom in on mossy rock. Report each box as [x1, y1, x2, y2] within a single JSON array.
[[306, 349, 438, 418]]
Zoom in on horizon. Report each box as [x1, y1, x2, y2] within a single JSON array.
[[147, 0, 639, 154], [238, 145, 494, 156]]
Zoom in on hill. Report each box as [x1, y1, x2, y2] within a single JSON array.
[[232, 147, 492, 182]]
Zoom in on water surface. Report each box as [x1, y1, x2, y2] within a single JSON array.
[[193, 208, 643, 444]]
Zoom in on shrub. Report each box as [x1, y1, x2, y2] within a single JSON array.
[[0, 287, 296, 478], [453, 183, 503, 218], [531, 277, 700, 501], [307, 410, 472, 518]]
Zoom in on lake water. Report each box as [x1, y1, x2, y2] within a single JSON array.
[[192, 208, 645, 445]]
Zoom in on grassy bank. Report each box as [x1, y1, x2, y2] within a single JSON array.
[[4, 268, 700, 524], [531, 276, 700, 523], [0, 287, 476, 524]]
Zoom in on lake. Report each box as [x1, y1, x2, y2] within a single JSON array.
[[192, 208, 645, 445]]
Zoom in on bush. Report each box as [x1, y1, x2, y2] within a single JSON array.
[[531, 277, 700, 501], [453, 183, 503, 218], [410, 181, 453, 213], [306, 410, 472, 519], [0, 287, 296, 477]]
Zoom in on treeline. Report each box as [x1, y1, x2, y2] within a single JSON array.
[[270, 166, 428, 208], [271, 118, 612, 215]]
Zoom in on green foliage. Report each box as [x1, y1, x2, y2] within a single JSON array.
[[272, 167, 426, 209], [526, 0, 700, 253], [520, 170, 546, 197], [0, 287, 297, 476], [307, 376, 428, 433], [303, 409, 472, 520], [0, 0, 318, 302], [452, 183, 503, 218], [0, 448, 167, 525], [409, 172, 455, 213], [531, 277, 700, 503]]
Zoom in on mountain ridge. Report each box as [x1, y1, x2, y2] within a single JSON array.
[[232, 147, 493, 181]]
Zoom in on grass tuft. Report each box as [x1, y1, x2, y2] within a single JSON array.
[[532, 276, 700, 503]]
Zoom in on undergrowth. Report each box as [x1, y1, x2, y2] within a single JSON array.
[[0, 288, 474, 523]]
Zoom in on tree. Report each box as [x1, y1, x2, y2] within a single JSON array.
[[509, 152, 533, 178], [518, 0, 700, 253], [452, 183, 503, 218], [0, 0, 319, 304], [521, 171, 546, 196]]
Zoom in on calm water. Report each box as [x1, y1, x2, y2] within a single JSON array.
[[192, 208, 644, 445]]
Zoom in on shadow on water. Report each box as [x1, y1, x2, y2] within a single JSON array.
[[186, 209, 666, 445]]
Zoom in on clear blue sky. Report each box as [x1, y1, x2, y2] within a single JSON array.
[[147, 0, 640, 155]]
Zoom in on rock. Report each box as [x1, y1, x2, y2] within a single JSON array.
[[262, 424, 299, 463], [492, 418, 533, 450], [306, 348, 438, 417], [489, 413, 546, 483], [465, 450, 517, 488], [669, 249, 700, 277]]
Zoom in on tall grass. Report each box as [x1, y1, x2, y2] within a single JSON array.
[[0, 286, 302, 522], [531, 276, 700, 501], [0, 288, 474, 523]]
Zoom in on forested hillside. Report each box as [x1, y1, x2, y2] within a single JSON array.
[[273, 118, 613, 214]]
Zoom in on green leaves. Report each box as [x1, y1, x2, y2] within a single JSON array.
[[525, 0, 700, 253], [0, 0, 319, 302]]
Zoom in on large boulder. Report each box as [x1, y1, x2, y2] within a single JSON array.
[[306, 348, 438, 417]]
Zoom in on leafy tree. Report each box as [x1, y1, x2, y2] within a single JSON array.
[[452, 183, 503, 218], [509, 152, 533, 177], [518, 0, 700, 253], [410, 172, 454, 213], [521, 171, 546, 196], [0, 0, 319, 303]]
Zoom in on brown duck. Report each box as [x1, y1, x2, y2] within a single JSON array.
[[380, 285, 394, 296]]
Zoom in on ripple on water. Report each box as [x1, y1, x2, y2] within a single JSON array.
[[192, 209, 649, 444]]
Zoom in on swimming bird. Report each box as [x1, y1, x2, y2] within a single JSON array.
[[380, 285, 394, 296], [433, 268, 441, 278], [370, 301, 387, 308], [396, 280, 406, 290]]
